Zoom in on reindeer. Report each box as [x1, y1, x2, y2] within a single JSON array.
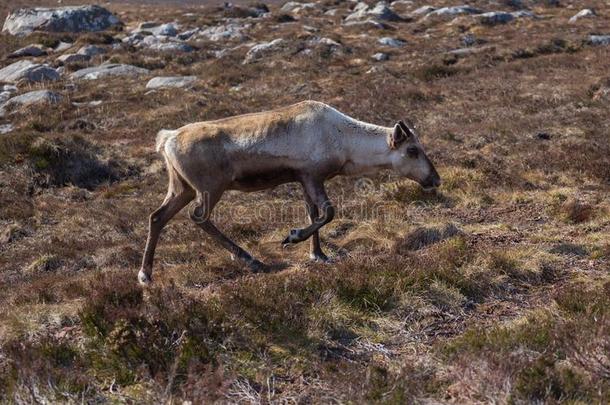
[[139, 100, 441, 284]]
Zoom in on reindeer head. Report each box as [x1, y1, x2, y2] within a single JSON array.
[[388, 120, 441, 190]]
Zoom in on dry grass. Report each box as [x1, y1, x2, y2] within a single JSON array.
[[1, 0, 609, 402]]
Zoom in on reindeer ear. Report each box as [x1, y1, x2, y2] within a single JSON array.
[[398, 120, 415, 138], [389, 121, 410, 149]]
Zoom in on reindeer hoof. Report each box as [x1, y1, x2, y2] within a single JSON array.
[[138, 270, 152, 286], [282, 229, 302, 246], [248, 259, 266, 273], [310, 252, 331, 263]]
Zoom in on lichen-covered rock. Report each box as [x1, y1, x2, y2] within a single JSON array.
[[425, 5, 482, 19], [569, 9, 596, 23], [378, 37, 406, 47], [70, 64, 149, 80], [77, 45, 107, 57], [589, 35, 610, 46], [196, 23, 250, 41], [345, 2, 402, 22], [0, 60, 60, 84], [146, 76, 198, 89], [8, 45, 47, 58], [243, 39, 286, 64], [57, 53, 90, 64], [2, 5, 121, 36], [0, 90, 62, 117]]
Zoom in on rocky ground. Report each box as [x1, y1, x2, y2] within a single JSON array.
[[0, 0, 609, 403]]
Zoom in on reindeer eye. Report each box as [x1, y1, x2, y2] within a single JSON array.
[[406, 146, 419, 158]]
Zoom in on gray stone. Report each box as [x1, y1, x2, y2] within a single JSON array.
[[197, 23, 250, 41], [0, 124, 15, 134], [146, 76, 198, 89], [54, 41, 73, 52], [412, 6, 436, 16], [243, 39, 286, 63], [2, 90, 62, 111], [70, 64, 149, 80], [8, 44, 47, 58], [2, 5, 121, 36], [77, 45, 106, 57], [0, 92, 11, 104], [378, 37, 406, 47], [0, 60, 60, 84], [345, 1, 402, 22], [343, 19, 386, 29], [1, 85, 18, 93], [177, 28, 199, 40], [569, 9, 595, 23], [281, 2, 316, 14], [138, 35, 194, 52], [57, 53, 90, 64], [425, 5, 482, 18], [148, 23, 179, 37], [475, 11, 514, 25], [372, 52, 389, 61], [589, 35, 610, 46]]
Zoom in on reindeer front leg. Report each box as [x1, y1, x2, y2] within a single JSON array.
[[282, 178, 334, 253]]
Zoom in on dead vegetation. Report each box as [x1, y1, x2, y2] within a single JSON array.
[[0, 0, 609, 403]]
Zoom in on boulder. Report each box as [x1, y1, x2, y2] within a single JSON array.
[[57, 53, 90, 64], [138, 36, 194, 52], [281, 2, 316, 14], [146, 76, 198, 89], [243, 39, 286, 63], [372, 52, 389, 61], [77, 45, 107, 57], [569, 9, 595, 23], [2, 5, 121, 36], [0, 124, 15, 134], [378, 37, 406, 47], [0, 60, 60, 84], [197, 23, 250, 41], [589, 35, 610, 46], [0, 90, 62, 117], [425, 5, 482, 19], [8, 45, 47, 58], [148, 23, 179, 37], [345, 1, 402, 22], [475, 11, 514, 25], [412, 6, 436, 16], [70, 64, 149, 80]]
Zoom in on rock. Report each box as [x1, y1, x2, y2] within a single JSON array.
[[146, 76, 198, 89], [197, 23, 250, 41], [281, 2, 316, 14], [70, 64, 149, 80], [589, 35, 610, 46], [148, 23, 179, 37], [54, 41, 73, 52], [345, 1, 402, 22], [0, 60, 59, 84], [412, 5, 436, 16], [8, 44, 47, 58], [569, 9, 595, 23], [77, 45, 106, 57], [535, 132, 551, 140], [343, 19, 387, 29], [475, 11, 514, 25], [378, 37, 406, 47], [243, 39, 286, 63], [2, 5, 121, 36], [368, 2, 402, 21], [1, 85, 18, 93], [0, 92, 11, 104], [177, 28, 199, 40], [462, 34, 477, 46], [425, 5, 482, 18], [57, 53, 90, 64], [223, 3, 269, 18], [1, 90, 62, 114], [372, 52, 389, 61], [0, 124, 15, 134], [138, 36, 194, 52]]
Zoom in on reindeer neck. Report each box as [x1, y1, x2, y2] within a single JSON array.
[[340, 119, 394, 176]]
